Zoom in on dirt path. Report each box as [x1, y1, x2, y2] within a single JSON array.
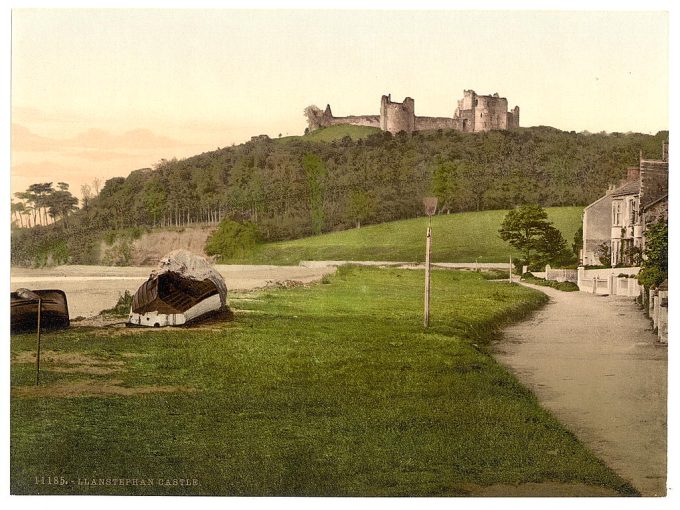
[[494, 282, 667, 496]]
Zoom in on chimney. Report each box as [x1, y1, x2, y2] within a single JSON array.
[[627, 167, 640, 181]]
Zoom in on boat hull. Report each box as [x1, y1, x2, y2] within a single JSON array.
[[10, 289, 70, 334]]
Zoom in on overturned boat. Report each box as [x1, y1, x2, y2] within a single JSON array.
[[128, 250, 229, 327], [11, 288, 70, 334]]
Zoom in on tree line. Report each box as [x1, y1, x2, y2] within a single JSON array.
[[12, 182, 80, 229], [11, 126, 668, 265]]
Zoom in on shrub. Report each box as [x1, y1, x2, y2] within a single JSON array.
[[101, 239, 134, 266], [100, 290, 133, 317], [637, 221, 667, 289], [521, 273, 579, 292], [205, 220, 259, 261], [479, 269, 509, 280]]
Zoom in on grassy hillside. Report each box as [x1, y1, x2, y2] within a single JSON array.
[[278, 124, 381, 143], [13, 126, 665, 266], [224, 206, 583, 265], [11, 267, 633, 495]]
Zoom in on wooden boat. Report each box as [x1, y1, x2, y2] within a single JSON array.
[[128, 250, 228, 327], [10, 289, 70, 334]]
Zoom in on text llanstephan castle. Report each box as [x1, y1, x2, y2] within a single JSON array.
[[305, 90, 519, 134]]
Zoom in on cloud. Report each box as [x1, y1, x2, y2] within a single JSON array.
[[12, 124, 187, 153], [70, 128, 183, 150], [12, 106, 50, 123], [70, 150, 140, 161], [12, 124, 60, 151], [11, 161, 87, 181]]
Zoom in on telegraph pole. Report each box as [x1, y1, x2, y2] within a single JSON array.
[[423, 197, 437, 328], [16, 289, 43, 385]]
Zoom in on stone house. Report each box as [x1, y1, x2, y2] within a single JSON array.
[[582, 144, 668, 267]]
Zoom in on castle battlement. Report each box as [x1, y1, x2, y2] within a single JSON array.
[[305, 90, 519, 134]]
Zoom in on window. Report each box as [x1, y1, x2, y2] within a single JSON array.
[[611, 240, 619, 265], [629, 199, 638, 224], [612, 203, 621, 226]]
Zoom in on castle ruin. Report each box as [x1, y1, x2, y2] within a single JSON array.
[[305, 90, 520, 134]]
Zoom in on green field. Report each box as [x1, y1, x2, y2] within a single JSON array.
[[11, 267, 632, 496], [228, 206, 583, 265]]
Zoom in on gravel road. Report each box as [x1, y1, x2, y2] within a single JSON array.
[[495, 282, 667, 496]]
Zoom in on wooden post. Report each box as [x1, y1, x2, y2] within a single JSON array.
[[424, 219, 432, 328], [509, 256, 512, 283], [35, 298, 42, 385]]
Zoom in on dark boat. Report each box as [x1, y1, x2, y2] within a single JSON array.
[[10, 289, 70, 334], [128, 250, 229, 328]]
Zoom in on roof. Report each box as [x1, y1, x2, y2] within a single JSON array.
[[642, 193, 668, 211], [584, 193, 612, 211], [610, 179, 640, 197]]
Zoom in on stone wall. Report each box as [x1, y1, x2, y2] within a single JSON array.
[[414, 116, 456, 131], [545, 266, 578, 283], [325, 114, 380, 128], [507, 106, 520, 129], [649, 287, 668, 343], [577, 267, 641, 296], [639, 159, 669, 208], [643, 197, 668, 226], [582, 194, 611, 266]]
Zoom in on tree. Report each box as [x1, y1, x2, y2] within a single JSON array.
[[347, 190, 373, 228], [637, 221, 667, 289], [45, 187, 79, 228], [596, 242, 611, 267], [80, 184, 93, 210], [572, 226, 583, 257], [27, 182, 54, 225], [205, 219, 259, 261], [431, 162, 458, 214], [302, 153, 326, 235], [303, 105, 324, 131], [499, 204, 569, 269], [14, 190, 37, 227], [143, 179, 167, 227], [11, 201, 25, 228]]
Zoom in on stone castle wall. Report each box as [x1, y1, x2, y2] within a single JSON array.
[[414, 116, 456, 131], [308, 90, 519, 134]]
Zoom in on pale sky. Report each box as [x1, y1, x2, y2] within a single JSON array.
[[10, 8, 669, 199]]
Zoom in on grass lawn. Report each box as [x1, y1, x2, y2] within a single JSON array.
[[10, 266, 633, 496], [226, 206, 583, 265]]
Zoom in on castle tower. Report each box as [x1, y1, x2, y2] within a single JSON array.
[[380, 94, 415, 134]]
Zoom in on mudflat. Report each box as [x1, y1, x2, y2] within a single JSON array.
[[10, 264, 336, 318]]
